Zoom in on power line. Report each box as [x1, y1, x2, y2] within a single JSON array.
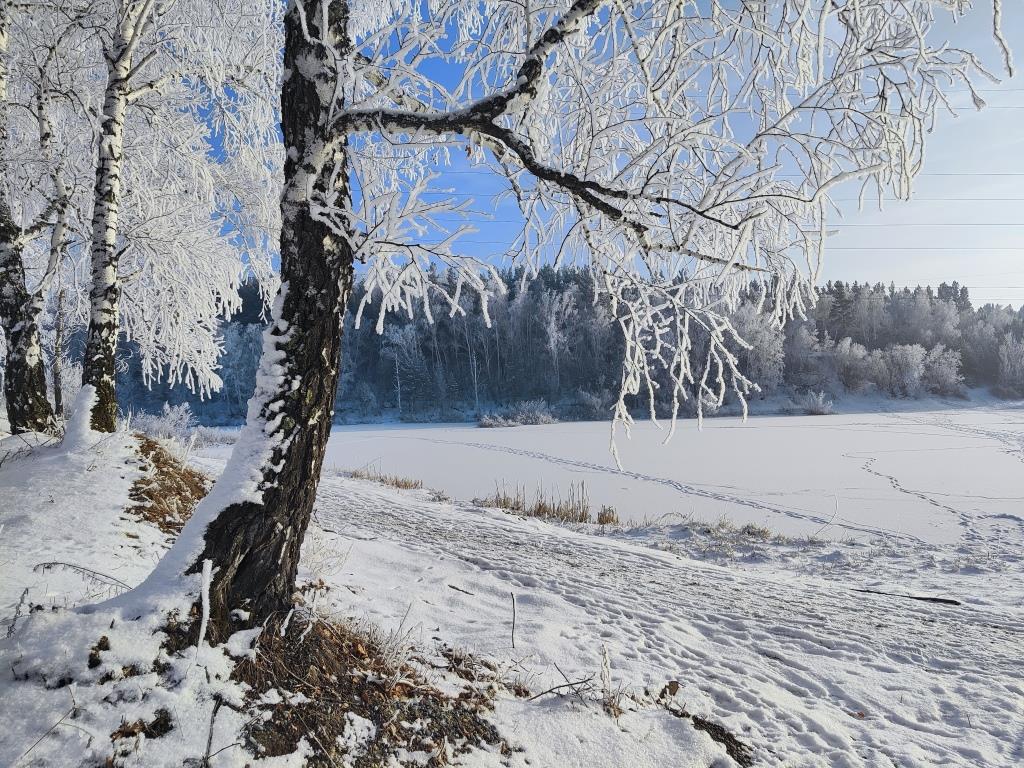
[[832, 222, 1024, 227], [827, 246, 1023, 250], [396, 169, 1024, 177], [411, 190, 1024, 197]]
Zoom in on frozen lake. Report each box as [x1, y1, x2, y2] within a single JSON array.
[[321, 405, 1024, 547]]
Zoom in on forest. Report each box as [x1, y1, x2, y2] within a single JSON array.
[[110, 274, 1024, 426]]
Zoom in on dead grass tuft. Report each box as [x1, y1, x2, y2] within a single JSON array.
[[739, 522, 772, 541], [110, 708, 174, 741], [231, 613, 510, 766], [348, 464, 424, 490], [597, 505, 620, 526], [88, 635, 110, 669], [476, 482, 619, 526], [127, 436, 209, 534]]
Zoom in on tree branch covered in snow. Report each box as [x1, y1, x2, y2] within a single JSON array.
[[286, 0, 1010, 441]]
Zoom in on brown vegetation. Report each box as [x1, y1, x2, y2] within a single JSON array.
[[230, 613, 511, 767], [126, 436, 209, 534], [348, 464, 424, 490], [476, 482, 620, 526]]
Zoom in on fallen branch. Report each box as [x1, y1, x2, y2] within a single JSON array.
[[853, 588, 961, 606], [526, 674, 595, 702], [201, 696, 223, 767], [5, 588, 30, 639], [510, 591, 516, 650], [33, 561, 131, 592]]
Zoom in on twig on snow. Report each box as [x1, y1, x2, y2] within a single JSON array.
[[510, 591, 517, 649], [6, 588, 30, 639], [526, 674, 596, 702], [201, 696, 223, 767], [33, 561, 131, 592]]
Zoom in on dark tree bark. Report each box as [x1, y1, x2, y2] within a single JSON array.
[[52, 288, 66, 419], [188, 1, 354, 639], [0, 230, 56, 434], [0, 8, 56, 435]]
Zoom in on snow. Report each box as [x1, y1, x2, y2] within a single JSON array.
[[484, 700, 733, 768], [2, 401, 1022, 766], [337, 712, 377, 765], [291, 470, 1022, 767], [0, 389, 162, 623], [313, 401, 1024, 547]]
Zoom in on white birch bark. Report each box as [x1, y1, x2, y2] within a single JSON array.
[[81, 3, 145, 431]]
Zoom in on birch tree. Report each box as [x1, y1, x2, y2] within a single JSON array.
[[80, 0, 280, 431], [125, 0, 1011, 638], [0, 1, 82, 434], [1, 0, 278, 433]]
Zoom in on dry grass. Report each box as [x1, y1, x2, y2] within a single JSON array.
[[229, 613, 511, 767], [476, 481, 619, 526], [597, 505, 620, 526], [348, 464, 424, 490], [127, 436, 210, 534], [738, 522, 772, 541]]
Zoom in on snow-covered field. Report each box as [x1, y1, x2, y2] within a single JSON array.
[[2, 402, 1023, 766], [298, 472, 1023, 767], [320, 404, 1024, 545]]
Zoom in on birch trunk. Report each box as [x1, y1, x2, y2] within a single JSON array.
[[52, 289, 65, 418], [0, 8, 56, 434], [81, 58, 129, 432], [186, 1, 355, 637]]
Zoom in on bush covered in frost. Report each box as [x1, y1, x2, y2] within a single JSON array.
[[794, 390, 834, 415], [479, 399, 558, 428]]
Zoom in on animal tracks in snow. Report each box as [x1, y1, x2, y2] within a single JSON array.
[[309, 476, 1024, 768]]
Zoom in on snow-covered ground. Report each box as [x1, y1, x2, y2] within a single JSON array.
[[0, 423, 165, 620], [318, 404, 1024, 546], [294, 473, 1023, 767], [312, 405, 1024, 610], [2, 402, 1022, 766]]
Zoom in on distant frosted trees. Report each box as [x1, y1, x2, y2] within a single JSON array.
[[922, 346, 965, 397], [730, 304, 785, 397], [997, 337, 1024, 398], [120, 273, 1023, 428]]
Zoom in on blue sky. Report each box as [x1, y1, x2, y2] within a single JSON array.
[[823, 8, 1024, 308], [340, 6, 1023, 310], [413, 6, 1024, 308]]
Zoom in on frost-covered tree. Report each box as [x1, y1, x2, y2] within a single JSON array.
[[77, 0, 281, 431], [731, 302, 785, 395], [883, 343, 926, 397], [0, 2, 73, 434], [922, 344, 964, 397], [127, 0, 1012, 634], [1, 0, 279, 433], [997, 335, 1024, 398]]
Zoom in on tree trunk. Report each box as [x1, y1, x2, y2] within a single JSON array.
[[0, 9, 56, 435], [81, 62, 129, 432], [52, 288, 66, 419], [0, 237, 56, 434], [186, 1, 354, 639]]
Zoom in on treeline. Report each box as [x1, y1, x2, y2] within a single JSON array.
[[115, 272, 1024, 424]]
